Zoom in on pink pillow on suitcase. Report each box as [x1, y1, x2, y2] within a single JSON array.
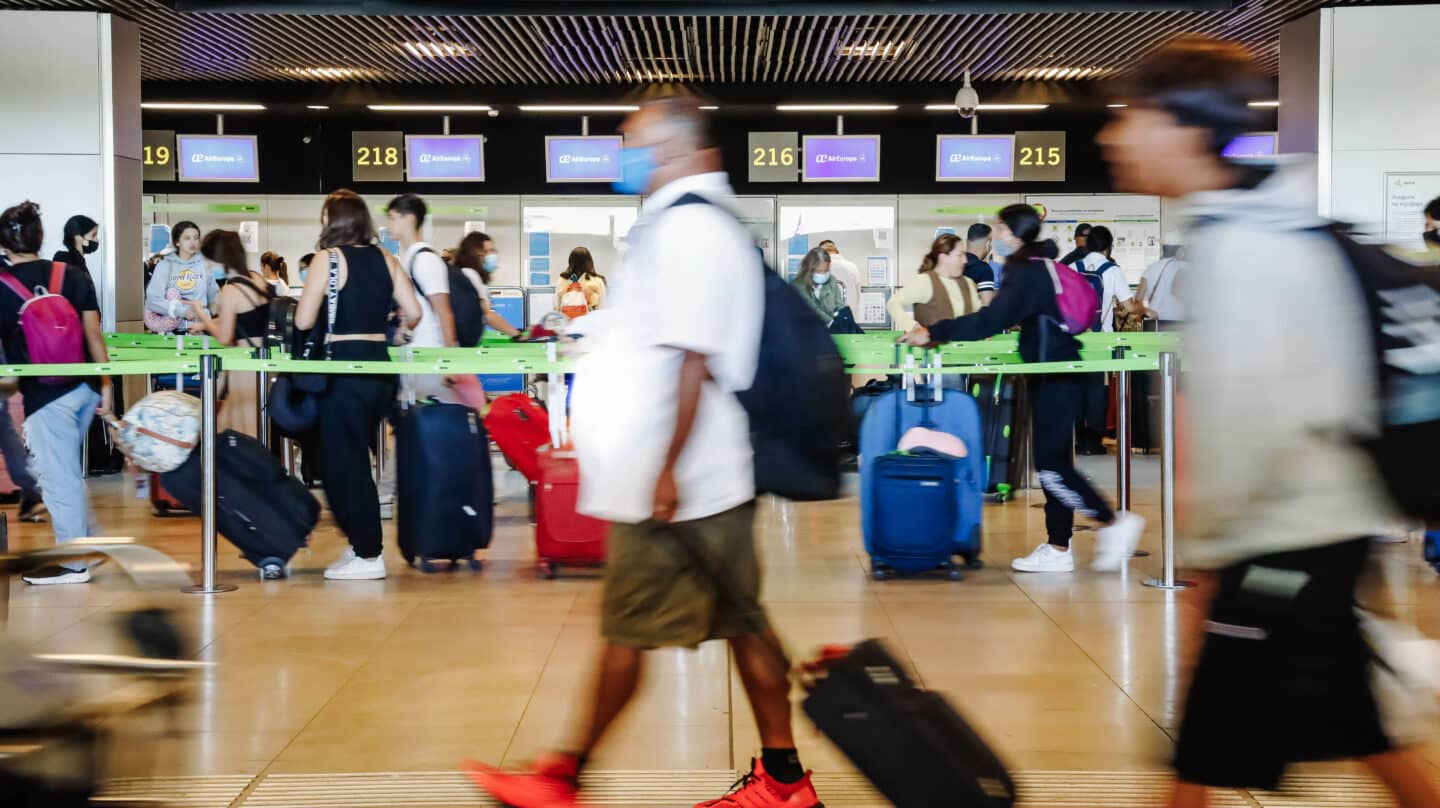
[[897, 426, 968, 458]]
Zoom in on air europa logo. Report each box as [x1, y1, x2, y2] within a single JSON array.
[[419, 153, 471, 164], [193, 153, 242, 163], [559, 154, 609, 165], [816, 153, 864, 164], [949, 153, 998, 164]]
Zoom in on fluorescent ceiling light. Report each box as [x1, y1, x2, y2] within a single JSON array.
[[367, 104, 492, 112], [401, 41, 471, 59], [837, 41, 907, 59], [141, 102, 266, 111], [699, 105, 719, 111], [775, 104, 898, 112], [1248, 100, 1280, 108], [924, 103, 1050, 111], [518, 105, 640, 113], [281, 66, 377, 80], [307, 105, 330, 110], [1106, 103, 1129, 108]]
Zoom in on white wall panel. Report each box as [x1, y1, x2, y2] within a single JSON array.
[[0, 12, 102, 156]]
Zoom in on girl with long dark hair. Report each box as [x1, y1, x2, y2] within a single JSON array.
[[902, 203, 1142, 574]]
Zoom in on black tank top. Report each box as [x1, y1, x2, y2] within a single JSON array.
[[227, 276, 270, 344], [327, 246, 394, 363]]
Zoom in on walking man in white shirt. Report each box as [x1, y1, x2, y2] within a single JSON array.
[[465, 96, 820, 808]]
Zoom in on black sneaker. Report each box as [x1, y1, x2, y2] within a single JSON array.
[[19, 494, 47, 523], [21, 565, 91, 585]]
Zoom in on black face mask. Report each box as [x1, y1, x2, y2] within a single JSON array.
[[82, 239, 99, 255], [1424, 229, 1440, 248]]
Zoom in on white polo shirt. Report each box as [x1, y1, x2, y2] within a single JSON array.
[[570, 172, 764, 524], [1078, 252, 1133, 333], [402, 242, 450, 348]]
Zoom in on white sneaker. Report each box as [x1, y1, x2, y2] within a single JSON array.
[[1011, 543, 1075, 573], [22, 564, 91, 585], [1093, 512, 1146, 571], [324, 549, 386, 580]]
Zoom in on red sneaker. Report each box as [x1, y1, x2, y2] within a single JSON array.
[[697, 758, 822, 808], [462, 753, 583, 808]]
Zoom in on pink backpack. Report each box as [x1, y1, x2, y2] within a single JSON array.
[[0, 263, 85, 382], [1043, 258, 1099, 334]]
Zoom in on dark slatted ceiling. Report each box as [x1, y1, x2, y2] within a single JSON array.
[[0, 0, 1370, 85]]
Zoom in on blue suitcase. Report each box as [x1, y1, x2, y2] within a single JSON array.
[[860, 363, 984, 579], [1425, 530, 1440, 573], [395, 401, 493, 573]]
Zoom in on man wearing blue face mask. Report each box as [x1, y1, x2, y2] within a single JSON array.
[[466, 97, 820, 808]]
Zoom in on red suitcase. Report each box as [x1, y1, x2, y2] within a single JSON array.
[[534, 446, 608, 579], [485, 394, 550, 483], [149, 471, 191, 516]]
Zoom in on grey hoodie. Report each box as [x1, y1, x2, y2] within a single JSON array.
[[1179, 159, 1395, 569], [145, 253, 220, 321]]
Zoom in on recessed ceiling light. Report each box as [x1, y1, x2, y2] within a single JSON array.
[[837, 41, 907, 59], [307, 105, 330, 110], [699, 105, 719, 111], [999, 66, 1113, 81], [1106, 103, 1129, 109], [281, 66, 377, 80], [518, 105, 641, 113], [924, 103, 1050, 112], [367, 104, 493, 112], [401, 41, 472, 59], [140, 102, 266, 111], [775, 104, 898, 113], [1248, 100, 1280, 108]]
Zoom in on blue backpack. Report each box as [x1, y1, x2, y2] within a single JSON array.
[[1072, 258, 1114, 332], [668, 193, 850, 501]]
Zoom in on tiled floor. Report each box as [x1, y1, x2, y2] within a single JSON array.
[[7, 453, 1440, 804]]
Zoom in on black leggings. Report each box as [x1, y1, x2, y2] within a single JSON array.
[[1031, 376, 1116, 546], [317, 372, 395, 558]]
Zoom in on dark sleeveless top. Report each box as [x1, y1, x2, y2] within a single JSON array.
[[327, 246, 393, 362], [227, 275, 270, 344]]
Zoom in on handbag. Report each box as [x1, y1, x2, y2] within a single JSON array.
[[290, 250, 340, 395], [1113, 295, 1145, 332]]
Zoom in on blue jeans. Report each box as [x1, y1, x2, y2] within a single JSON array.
[[23, 385, 100, 543], [0, 394, 37, 496]]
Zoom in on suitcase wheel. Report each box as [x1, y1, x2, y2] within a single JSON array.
[[947, 567, 964, 581], [467, 558, 484, 572], [871, 566, 894, 581], [539, 561, 558, 580], [964, 554, 985, 570], [417, 558, 438, 574]]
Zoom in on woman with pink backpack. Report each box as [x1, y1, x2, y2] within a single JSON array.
[[902, 203, 1144, 575], [0, 201, 113, 585]]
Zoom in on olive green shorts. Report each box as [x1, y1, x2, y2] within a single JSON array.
[[601, 501, 768, 650]]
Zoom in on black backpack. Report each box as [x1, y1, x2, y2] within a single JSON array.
[[231, 276, 296, 350], [411, 247, 485, 348], [1330, 227, 1440, 520], [669, 194, 851, 501]]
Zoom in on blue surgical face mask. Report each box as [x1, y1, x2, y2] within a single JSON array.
[[612, 146, 657, 195], [299, 270, 308, 283], [812, 272, 830, 284], [482, 254, 500, 272], [992, 238, 1017, 258]]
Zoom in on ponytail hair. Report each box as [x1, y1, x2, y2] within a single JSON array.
[[997, 203, 1046, 262], [919, 233, 963, 274]]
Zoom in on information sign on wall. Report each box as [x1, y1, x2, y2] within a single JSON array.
[[142, 130, 176, 182], [352, 131, 405, 182], [935, 135, 1015, 182], [802, 135, 881, 183], [1384, 172, 1440, 247], [545, 136, 623, 183], [176, 135, 259, 183], [1027, 194, 1161, 282], [748, 132, 800, 183], [405, 135, 485, 182], [1014, 131, 1066, 182]]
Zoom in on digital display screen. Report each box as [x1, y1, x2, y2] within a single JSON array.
[[802, 135, 881, 182], [545, 136, 622, 183], [176, 135, 259, 183], [936, 135, 1015, 182], [1222, 133, 1277, 159], [405, 135, 486, 182]]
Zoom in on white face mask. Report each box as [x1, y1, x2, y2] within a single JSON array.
[[812, 272, 830, 284]]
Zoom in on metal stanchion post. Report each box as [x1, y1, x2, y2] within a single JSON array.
[[1115, 346, 1148, 558], [374, 422, 387, 484], [1144, 351, 1191, 590], [255, 346, 270, 448], [184, 353, 237, 595], [282, 438, 296, 478]]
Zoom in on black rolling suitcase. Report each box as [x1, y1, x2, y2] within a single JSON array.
[[395, 402, 492, 572], [803, 639, 1015, 808], [971, 376, 1026, 500], [161, 431, 318, 578]]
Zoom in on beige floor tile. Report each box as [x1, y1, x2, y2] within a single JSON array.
[[268, 723, 516, 773]]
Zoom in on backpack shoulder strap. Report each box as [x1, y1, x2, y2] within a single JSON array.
[[408, 246, 441, 297], [0, 271, 32, 302], [48, 261, 68, 295]]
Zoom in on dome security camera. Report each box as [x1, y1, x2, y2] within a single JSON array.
[[955, 69, 979, 119]]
